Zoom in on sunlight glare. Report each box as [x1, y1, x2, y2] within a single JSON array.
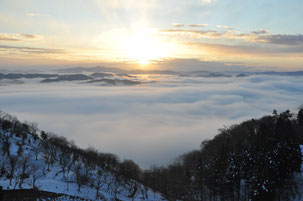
[[121, 27, 171, 64]]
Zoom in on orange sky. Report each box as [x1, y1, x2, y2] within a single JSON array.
[[1, 0, 303, 70]]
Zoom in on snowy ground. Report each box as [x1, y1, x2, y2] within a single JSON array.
[[0, 129, 166, 201]]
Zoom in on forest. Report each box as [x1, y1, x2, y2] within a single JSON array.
[[0, 108, 303, 201], [142, 109, 303, 201]]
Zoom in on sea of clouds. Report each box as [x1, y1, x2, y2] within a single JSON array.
[[1, 74, 303, 168]]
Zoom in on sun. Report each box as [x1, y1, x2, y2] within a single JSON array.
[[121, 27, 171, 64]]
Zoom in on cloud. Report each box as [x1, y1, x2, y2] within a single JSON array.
[[0, 33, 21, 41], [0, 45, 67, 54], [155, 58, 255, 71], [160, 28, 303, 47], [202, 0, 215, 4], [172, 23, 185, 27], [217, 25, 233, 30], [93, 0, 157, 16], [26, 13, 50, 17], [186, 42, 303, 58], [172, 23, 209, 28], [228, 33, 303, 45], [221, 32, 303, 46], [19, 34, 40, 39], [1, 74, 303, 168], [251, 29, 269, 35], [0, 33, 41, 42], [160, 29, 223, 39], [189, 24, 208, 28], [255, 34, 303, 45]]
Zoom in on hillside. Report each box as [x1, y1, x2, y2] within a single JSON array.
[[1, 109, 303, 201], [141, 109, 303, 201], [0, 111, 166, 201]]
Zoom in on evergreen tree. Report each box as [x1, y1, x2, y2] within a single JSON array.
[[298, 108, 303, 126]]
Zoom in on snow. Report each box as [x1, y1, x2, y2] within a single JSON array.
[[0, 129, 166, 201]]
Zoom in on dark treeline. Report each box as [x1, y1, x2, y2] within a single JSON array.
[[141, 109, 303, 201], [1, 109, 303, 201]]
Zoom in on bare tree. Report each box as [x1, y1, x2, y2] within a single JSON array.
[[82, 157, 95, 179], [42, 145, 56, 171], [17, 143, 23, 157], [29, 163, 43, 188], [94, 168, 105, 199], [18, 155, 31, 188], [109, 177, 123, 200], [32, 147, 40, 161], [118, 159, 141, 197], [2, 137, 10, 156], [28, 122, 39, 135], [6, 156, 18, 186], [58, 151, 71, 178], [42, 154, 52, 172], [73, 163, 89, 192]]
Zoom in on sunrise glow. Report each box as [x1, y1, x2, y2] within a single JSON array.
[[119, 28, 172, 64], [0, 0, 302, 69]]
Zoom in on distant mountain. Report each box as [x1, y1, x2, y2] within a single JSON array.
[[256, 71, 303, 76], [0, 72, 143, 86], [90, 72, 113, 78], [196, 72, 232, 78], [236, 73, 249, 77], [55, 66, 126, 74], [86, 78, 141, 86], [179, 71, 232, 78], [128, 70, 180, 75], [2, 68, 303, 86], [55, 66, 180, 75], [116, 73, 137, 78], [40, 74, 92, 83], [180, 71, 303, 78], [0, 73, 58, 80]]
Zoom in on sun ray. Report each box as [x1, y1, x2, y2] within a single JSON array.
[[120, 27, 172, 65]]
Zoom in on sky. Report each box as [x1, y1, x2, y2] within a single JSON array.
[[1, 0, 303, 70], [1, 0, 303, 169], [1, 74, 303, 168]]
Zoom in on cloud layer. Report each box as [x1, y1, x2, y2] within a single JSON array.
[[1, 74, 303, 168], [160, 28, 303, 46], [0, 45, 67, 55], [0, 33, 40, 41]]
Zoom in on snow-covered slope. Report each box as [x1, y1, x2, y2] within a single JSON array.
[[0, 120, 166, 201]]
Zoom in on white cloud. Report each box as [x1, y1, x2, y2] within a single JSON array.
[[189, 24, 208, 28], [202, 0, 215, 4], [217, 24, 233, 30], [0, 33, 42, 42], [160, 29, 223, 39], [172, 23, 185, 27], [1, 74, 303, 168], [26, 13, 50, 17], [0, 33, 21, 41], [94, 0, 157, 12]]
